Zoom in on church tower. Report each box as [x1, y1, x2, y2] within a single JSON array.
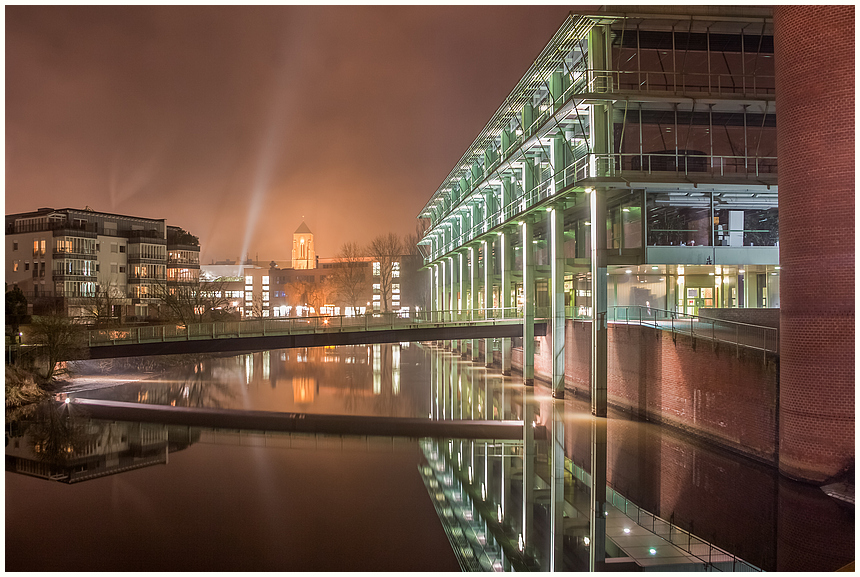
[[292, 221, 315, 269]]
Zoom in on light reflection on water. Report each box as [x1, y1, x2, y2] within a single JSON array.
[[6, 343, 855, 572]]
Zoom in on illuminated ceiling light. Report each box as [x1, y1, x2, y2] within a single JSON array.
[[623, 528, 631, 534], [585, 221, 591, 226], [739, 269, 745, 274], [651, 266, 659, 270], [625, 269, 632, 274], [546, 207, 553, 212], [774, 266, 781, 270], [622, 208, 630, 212], [649, 548, 657, 556], [709, 272, 715, 276], [585, 187, 594, 194], [583, 536, 590, 546]]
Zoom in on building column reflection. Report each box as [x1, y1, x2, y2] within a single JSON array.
[[522, 390, 535, 554], [589, 415, 607, 570], [549, 400, 566, 571]]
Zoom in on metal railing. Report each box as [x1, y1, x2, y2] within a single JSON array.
[[425, 149, 777, 263], [609, 305, 778, 357], [87, 308, 526, 347]]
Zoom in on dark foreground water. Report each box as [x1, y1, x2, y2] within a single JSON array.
[[6, 343, 854, 571]]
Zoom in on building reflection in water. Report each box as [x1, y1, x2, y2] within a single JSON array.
[[422, 343, 853, 572], [6, 402, 197, 484]]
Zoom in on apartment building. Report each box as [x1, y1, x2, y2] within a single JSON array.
[[5, 207, 200, 320]]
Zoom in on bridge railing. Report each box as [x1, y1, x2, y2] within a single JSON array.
[[608, 305, 778, 357], [88, 308, 526, 347]]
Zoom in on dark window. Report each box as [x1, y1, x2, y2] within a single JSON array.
[[24, 262, 29, 271], [12, 241, 18, 251], [96, 264, 100, 272], [119, 266, 126, 273], [119, 245, 126, 253]]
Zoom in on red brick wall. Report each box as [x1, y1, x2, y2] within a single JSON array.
[[774, 6, 855, 482], [517, 320, 779, 462]]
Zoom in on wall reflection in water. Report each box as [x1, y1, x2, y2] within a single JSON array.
[[423, 343, 853, 572]]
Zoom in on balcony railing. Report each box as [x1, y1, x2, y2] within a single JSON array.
[[425, 151, 777, 263]]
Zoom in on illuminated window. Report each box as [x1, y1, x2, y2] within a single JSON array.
[[393, 284, 400, 294], [245, 285, 253, 291], [372, 262, 381, 276], [12, 261, 19, 272], [372, 294, 380, 301], [245, 291, 252, 301], [373, 283, 381, 291], [263, 292, 269, 301], [245, 276, 253, 285], [262, 276, 269, 284]]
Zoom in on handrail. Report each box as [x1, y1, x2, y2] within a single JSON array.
[[87, 308, 530, 347], [608, 305, 778, 357]]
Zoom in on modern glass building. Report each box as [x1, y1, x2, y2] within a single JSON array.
[[418, 6, 778, 325]]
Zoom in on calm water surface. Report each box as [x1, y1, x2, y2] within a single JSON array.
[[6, 343, 854, 571]]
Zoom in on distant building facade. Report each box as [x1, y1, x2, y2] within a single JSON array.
[[5, 207, 200, 320], [201, 221, 426, 319]]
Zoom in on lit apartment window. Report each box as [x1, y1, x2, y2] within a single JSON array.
[[372, 262, 381, 276], [373, 283, 381, 291], [263, 292, 269, 301], [245, 276, 253, 285], [262, 276, 269, 284], [12, 260, 19, 272]]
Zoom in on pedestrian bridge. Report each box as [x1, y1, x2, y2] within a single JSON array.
[[87, 309, 547, 359]]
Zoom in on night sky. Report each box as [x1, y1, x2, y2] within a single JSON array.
[[6, 5, 575, 263]]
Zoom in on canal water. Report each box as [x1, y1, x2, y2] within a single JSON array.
[[5, 343, 854, 571]]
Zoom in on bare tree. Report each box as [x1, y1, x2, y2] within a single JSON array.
[[29, 301, 86, 381], [306, 277, 335, 315], [153, 277, 233, 327], [331, 241, 368, 314], [84, 280, 126, 328], [368, 233, 403, 313]]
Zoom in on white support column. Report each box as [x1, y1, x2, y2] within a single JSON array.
[[500, 231, 512, 375], [470, 245, 480, 361], [522, 219, 535, 386], [591, 188, 608, 417], [551, 208, 566, 398], [484, 238, 493, 367]]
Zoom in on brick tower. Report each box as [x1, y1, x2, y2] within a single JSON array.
[[774, 6, 855, 482]]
